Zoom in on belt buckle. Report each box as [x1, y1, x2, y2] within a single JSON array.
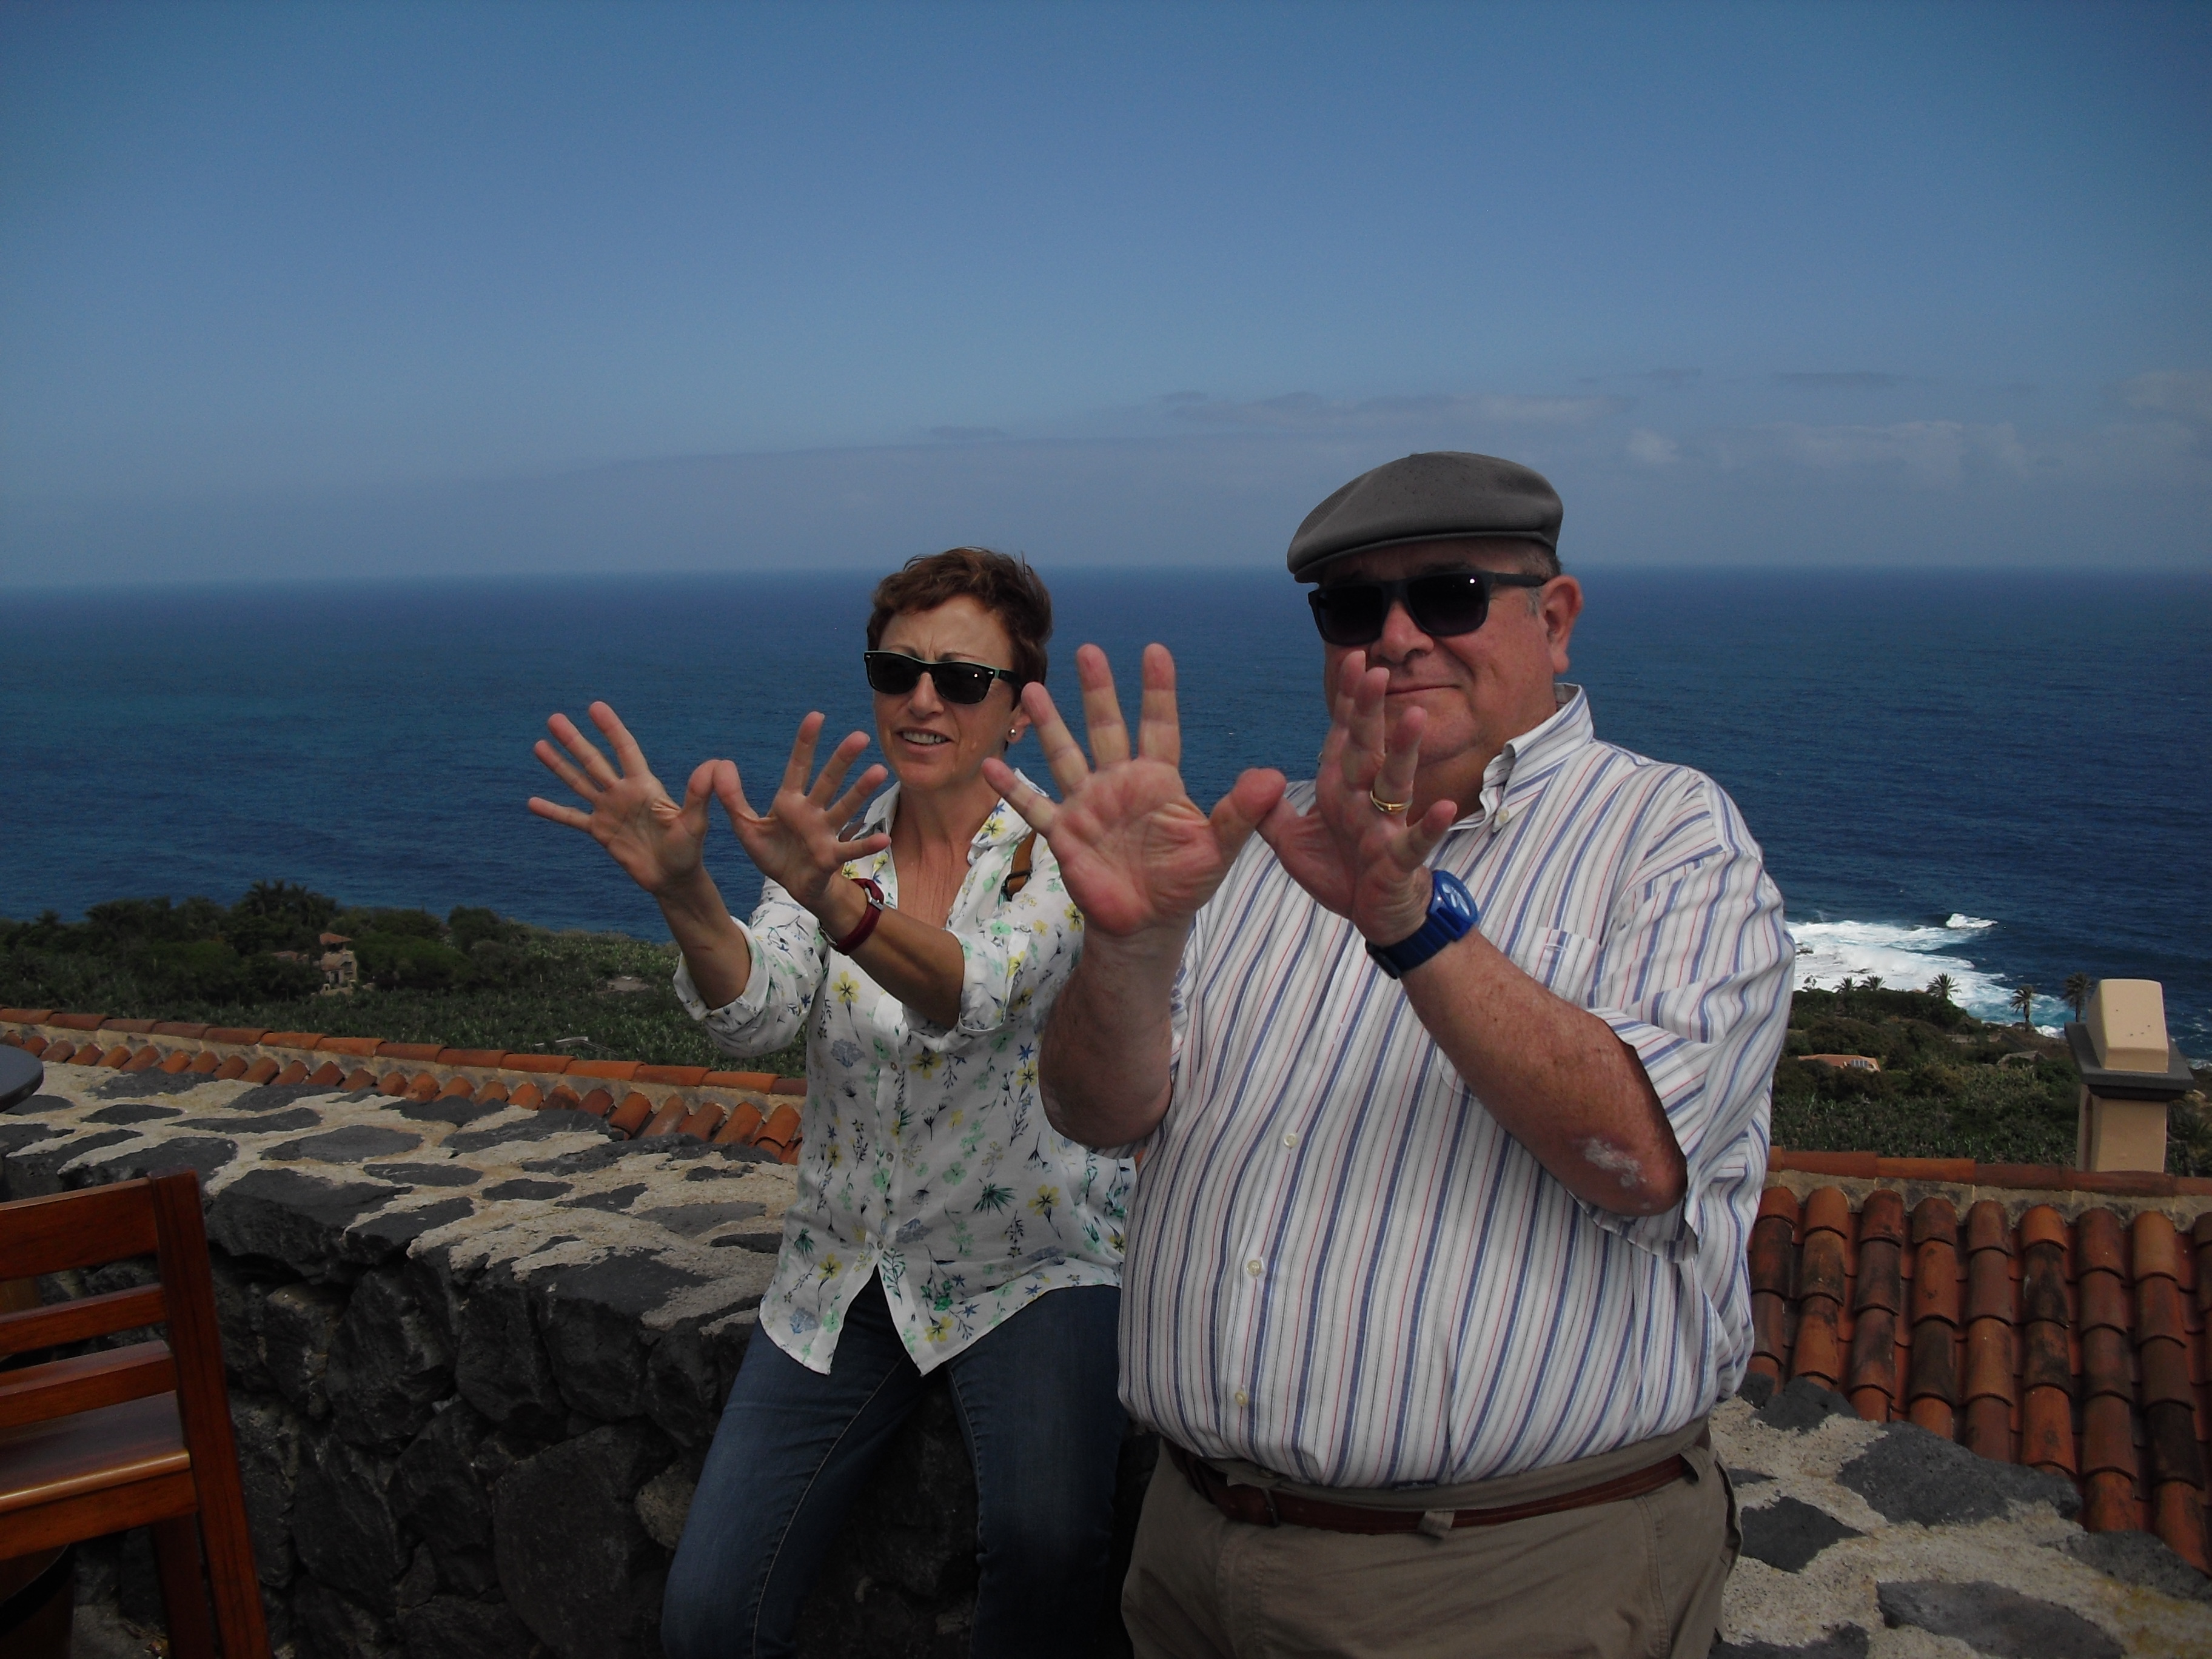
[[1258, 1487, 1281, 1528]]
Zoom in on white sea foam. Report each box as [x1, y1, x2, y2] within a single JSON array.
[[1788, 914, 2062, 1032]]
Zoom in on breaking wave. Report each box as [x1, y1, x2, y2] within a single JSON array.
[[1789, 915, 2061, 1033]]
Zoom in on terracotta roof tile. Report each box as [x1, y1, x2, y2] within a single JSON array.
[[123, 1045, 162, 1071], [402, 1073, 440, 1103], [1911, 1240, 1962, 1327], [578, 1087, 615, 1119], [714, 1102, 766, 1147], [315, 1035, 383, 1056], [635, 1064, 709, 1087], [568, 1059, 640, 1082], [769, 1076, 806, 1097], [500, 1053, 572, 1074], [476, 1079, 509, 1105], [203, 1027, 268, 1045], [377, 1071, 409, 1096], [545, 1084, 583, 1113], [0, 1010, 55, 1024], [677, 1103, 726, 1141], [757, 1102, 802, 1151], [273, 1061, 309, 1086], [1855, 1187, 1905, 1244], [97, 1045, 132, 1068], [1758, 1180, 2212, 1563], [377, 1042, 443, 1062], [2022, 1386, 2076, 1475], [1965, 1249, 2014, 1323], [241, 1057, 280, 1084], [49, 1013, 106, 1031], [101, 1018, 157, 1034], [608, 1093, 655, 1137], [437, 1078, 475, 1100], [436, 1048, 506, 1069], [2137, 1275, 2188, 1345], [342, 1068, 377, 1091], [213, 1055, 249, 1081], [8, 1036, 45, 1058], [704, 1070, 778, 1092], [2133, 1210, 2183, 1282], [1756, 1186, 1799, 1225], [638, 1100, 689, 1139], [1801, 1186, 1852, 1238], [306, 1061, 346, 1088], [151, 1022, 207, 1038], [187, 1052, 221, 1076], [157, 1050, 195, 1074], [508, 1082, 543, 1110], [261, 1031, 323, 1051], [1799, 1230, 1848, 1303]]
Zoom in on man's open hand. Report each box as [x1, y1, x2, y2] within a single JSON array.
[[982, 644, 1284, 939]]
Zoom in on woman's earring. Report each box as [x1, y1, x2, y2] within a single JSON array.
[[1008, 728, 1019, 742]]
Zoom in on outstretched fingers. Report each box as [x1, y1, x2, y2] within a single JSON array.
[[1076, 645, 1131, 768], [1136, 644, 1181, 768], [586, 700, 654, 780], [807, 730, 875, 809], [1211, 768, 1287, 857], [1017, 680, 1092, 804], [980, 756, 1059, 836]]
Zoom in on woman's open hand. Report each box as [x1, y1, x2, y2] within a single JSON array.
[[983, 645, 1284, 939], [712, 713, 891, 917], [529, 702, 719, 897]]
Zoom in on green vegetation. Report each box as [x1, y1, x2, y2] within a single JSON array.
[[1774, 983, 2212, 1176], [0, 885, 805, 1076]]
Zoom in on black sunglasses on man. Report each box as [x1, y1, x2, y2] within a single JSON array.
[[1307, 569, 1550, 648]]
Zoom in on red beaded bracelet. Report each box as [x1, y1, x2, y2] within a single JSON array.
[[830, 876, 886, 954]]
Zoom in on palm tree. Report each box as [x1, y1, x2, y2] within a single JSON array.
[[1926, 974, 1957, 1004], [2012, 983, 2037, 1030], [1863, 975, 1884, 992], [2064, 973, 2093, 1021]]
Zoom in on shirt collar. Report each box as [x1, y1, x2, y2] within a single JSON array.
[[1458, 683, 1592, 828], [855, 774, 1041, 858]]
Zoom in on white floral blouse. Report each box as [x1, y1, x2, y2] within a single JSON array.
[[672, 779, 1133, 1375]]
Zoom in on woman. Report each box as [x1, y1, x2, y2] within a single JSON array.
[[528, 549, 1131, 1658]]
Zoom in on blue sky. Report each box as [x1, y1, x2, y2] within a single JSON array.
[[3, 0, 2207, 581]]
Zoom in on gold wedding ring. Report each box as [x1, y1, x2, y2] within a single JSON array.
[[1368, 789, 1411, 815]]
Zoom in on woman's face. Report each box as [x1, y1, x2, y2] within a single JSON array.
[[873, 596, 1031, 794]]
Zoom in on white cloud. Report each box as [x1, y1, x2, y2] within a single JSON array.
[[1626, 427, 1680, 466], [1616, 417, 2207, 489], [1168, 390, 1633, 432], [2113, 370, 2212, 424]]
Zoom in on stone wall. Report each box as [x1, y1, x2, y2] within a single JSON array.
[[7, 1061, 1148, 1659]]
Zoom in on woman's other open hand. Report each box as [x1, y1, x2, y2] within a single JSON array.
[[713, 712, 891, 919]]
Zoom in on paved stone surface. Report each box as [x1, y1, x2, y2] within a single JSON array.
[[1710, 1394, 2211, 1658], [1755, 1379, 1859, 1434], [2058, 1530, 2212, 1604], [1740, 1495, 1865, 1574], [1876, 1578, 2125, 1658]]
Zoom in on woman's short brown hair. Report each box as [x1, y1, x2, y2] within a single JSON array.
[[866, 548, 1052, 689]]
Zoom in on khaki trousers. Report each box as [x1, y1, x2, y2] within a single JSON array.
[[1122, 1420, 1738, 1659]]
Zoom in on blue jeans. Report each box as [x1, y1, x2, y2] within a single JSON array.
[[661, 1276, 1126, 1659]]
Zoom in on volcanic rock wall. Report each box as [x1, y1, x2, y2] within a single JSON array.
[[7, 1062, 1147, 1658]]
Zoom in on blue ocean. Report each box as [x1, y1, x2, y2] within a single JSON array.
[[2, 569, 2207, 1053]]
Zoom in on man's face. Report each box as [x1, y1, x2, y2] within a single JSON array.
[[1315, 538, 1583, 789]]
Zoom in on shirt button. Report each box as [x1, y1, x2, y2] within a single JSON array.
[[1245, 1259, 1263, 1277], [1233, 1387, 1250, 1406], [1281, 1131, 1300, 1149], [1493, 806, 1513, 829]]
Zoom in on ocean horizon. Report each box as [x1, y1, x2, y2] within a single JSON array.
[[4, 565, 2207, 1053]]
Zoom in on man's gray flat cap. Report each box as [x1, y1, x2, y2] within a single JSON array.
[[1287, 451, 1563, 580]]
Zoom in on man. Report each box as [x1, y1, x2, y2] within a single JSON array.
[[982, 452, 1792, 1658]]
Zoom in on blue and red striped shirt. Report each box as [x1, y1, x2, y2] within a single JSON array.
[[1121, 686, 1794, 1488]]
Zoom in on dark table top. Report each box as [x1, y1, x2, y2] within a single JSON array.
[[0, 1045, 44, 1113]]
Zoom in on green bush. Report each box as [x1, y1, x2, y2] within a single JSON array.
[[332, 907, 445, 942], [449, 907, 525, 953], [354, 934, 472, 991], [224, 880, 339, 955]]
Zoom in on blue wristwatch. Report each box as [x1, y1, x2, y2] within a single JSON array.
[[1366, 869, 1479, 980]]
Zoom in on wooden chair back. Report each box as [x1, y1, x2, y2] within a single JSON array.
[[0, 1171, 269, 1658]]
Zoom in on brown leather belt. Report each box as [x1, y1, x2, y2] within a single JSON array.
[[1166, 1435, 1699, 1534]]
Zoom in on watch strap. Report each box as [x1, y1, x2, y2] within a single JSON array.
[[1366, 869, 1478, 980]]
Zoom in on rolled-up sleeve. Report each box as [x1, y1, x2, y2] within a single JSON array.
[[907, 841, 1085, 1053], [671, 878, 827, 1057], [1575, 776, 1794, 1260]]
